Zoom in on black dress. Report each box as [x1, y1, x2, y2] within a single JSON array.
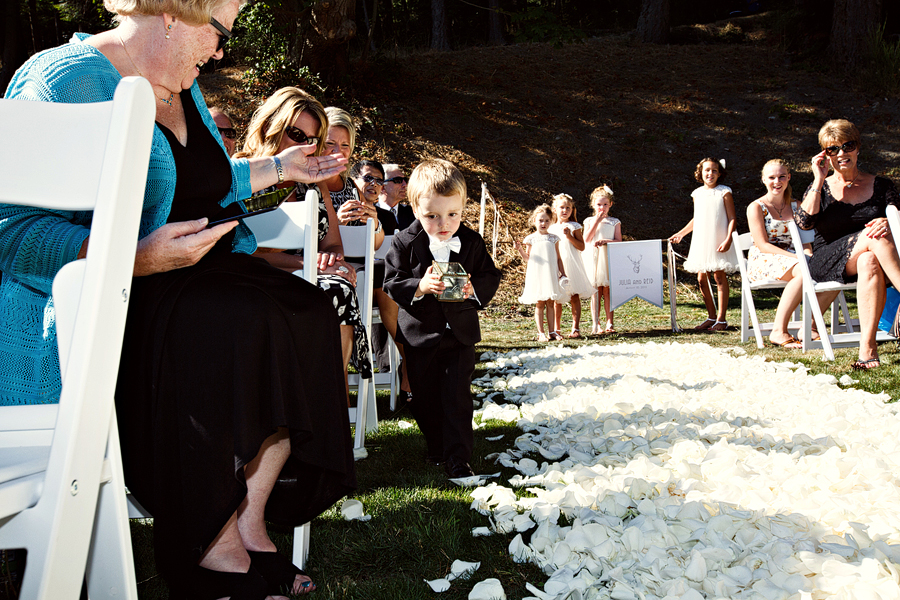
[[796, 176, 900, 283], [256, 182, 372, 379], [114, 90, 355, 592]]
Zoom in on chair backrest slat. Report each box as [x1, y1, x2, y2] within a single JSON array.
[[244, 189, 319, 284]]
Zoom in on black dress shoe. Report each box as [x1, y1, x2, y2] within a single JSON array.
[[425, 454, 444, 466], [445, 456, 474, 478]]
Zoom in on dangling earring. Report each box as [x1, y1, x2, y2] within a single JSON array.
[[165, 24, 172, 39]]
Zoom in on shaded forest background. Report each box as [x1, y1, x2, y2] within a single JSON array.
[[2, 0, 899, 94], [2, 0, 899, 312]]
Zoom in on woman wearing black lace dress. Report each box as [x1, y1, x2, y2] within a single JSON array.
[[795, 119, 900, 370]]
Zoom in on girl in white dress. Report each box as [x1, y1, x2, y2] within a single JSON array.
[[548, 194, 595, 339], [516, 205, 569, 341], [669, 158, 737, 332], [583, 185, 622, 334]]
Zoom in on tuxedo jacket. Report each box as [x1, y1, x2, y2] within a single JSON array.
[[380, 203, 416, 234], [384, 221, 501, 348]]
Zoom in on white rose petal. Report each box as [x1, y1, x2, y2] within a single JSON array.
[[465, 342, 900, 600], [447, 560, 481, 581], [468, 578, 506, 600], [340, 499, 371, 521], [425, 578, 451, 592]]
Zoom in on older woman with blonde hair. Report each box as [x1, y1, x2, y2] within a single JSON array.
[[796, 119, 900, 369], [1, 0, 354, 597], [237, 87, 374, 408]]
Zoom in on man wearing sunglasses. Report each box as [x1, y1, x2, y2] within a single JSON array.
[[377, 164, 415, 234]]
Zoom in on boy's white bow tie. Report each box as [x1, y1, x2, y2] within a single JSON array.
[[429, 237, 461, 254]]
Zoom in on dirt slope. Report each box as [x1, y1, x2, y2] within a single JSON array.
[[200, 24, 900, 309]]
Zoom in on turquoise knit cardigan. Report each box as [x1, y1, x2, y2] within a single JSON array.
[[0, 34, 259, 405]]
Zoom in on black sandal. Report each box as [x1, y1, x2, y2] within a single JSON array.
[[175, 565, 268, 600], [248, 550, 315, 595], [851, 357, 881, 370]]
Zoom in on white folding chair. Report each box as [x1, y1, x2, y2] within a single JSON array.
[[0, 77, 154, 600], [887, 205, 900, 249], [732, 230, 814, 348], [787, 220, 893, 360], [370, 235, 402, 412], [243, 190, 319, 570], [340, 221, 381, 450]]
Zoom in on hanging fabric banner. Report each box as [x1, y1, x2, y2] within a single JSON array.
[[608, 239, 664, 311]]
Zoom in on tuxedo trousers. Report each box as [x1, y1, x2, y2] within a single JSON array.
[[405, 329, 476, 462]]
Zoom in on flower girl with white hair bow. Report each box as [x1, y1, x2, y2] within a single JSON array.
[[668, 158, 738, 332], [582, 185, 622, 335]]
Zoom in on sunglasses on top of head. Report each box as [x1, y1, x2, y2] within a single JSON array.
[[284, 126, 320, 146], [209, 17, 233, 52], [824, 140, 858, 156]]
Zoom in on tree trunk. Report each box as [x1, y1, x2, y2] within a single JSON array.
[[828, 0, 883, 72], [487, 0, 504, 45], [1, 0, 24, 94], [360, 0, 378, 61], [431, 0, 450, 50], [300, 0, 356, 87], [381, 0, 394, 48], [635, 0, 670, 44]]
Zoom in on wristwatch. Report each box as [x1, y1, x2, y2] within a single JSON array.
[[374, 220, 383, 234]]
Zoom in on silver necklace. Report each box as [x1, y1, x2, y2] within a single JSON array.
[[767, 197, 788, 220], [844, 171, 860, 188], [118, 35, 175, 106]]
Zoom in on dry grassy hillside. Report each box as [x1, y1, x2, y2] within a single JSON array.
[[201, 20, 900, 310]]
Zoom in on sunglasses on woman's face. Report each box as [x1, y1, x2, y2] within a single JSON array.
[[284, 126, 319, 146], [824, 140, 858, 156], [209, 17, 233, 52], [359, 174, 385, 186]]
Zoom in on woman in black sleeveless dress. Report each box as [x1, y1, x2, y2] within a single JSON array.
[[3, 2, 353, 596], [796, 119, 900, 370], [116, 84, 356, 597]]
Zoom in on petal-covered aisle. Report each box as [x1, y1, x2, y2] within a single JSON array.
[[469, 342, 900, 600]]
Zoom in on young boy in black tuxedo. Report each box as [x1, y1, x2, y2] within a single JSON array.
[[383, 159, 501, 478]]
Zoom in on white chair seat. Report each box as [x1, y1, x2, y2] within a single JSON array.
[[0, 447, 49, 512], [0, 447, 50, 484]]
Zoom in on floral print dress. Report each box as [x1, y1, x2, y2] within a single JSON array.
[[746, 200, 800, 283]]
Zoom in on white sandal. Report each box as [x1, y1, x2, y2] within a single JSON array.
[[694, 318, 716, 331], [709, 320, 728, 332]]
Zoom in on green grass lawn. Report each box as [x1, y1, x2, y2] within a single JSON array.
[[131, 278, 900, 599]]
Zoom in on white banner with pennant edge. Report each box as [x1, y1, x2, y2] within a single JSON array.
[[608, 240, 664, 312]]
